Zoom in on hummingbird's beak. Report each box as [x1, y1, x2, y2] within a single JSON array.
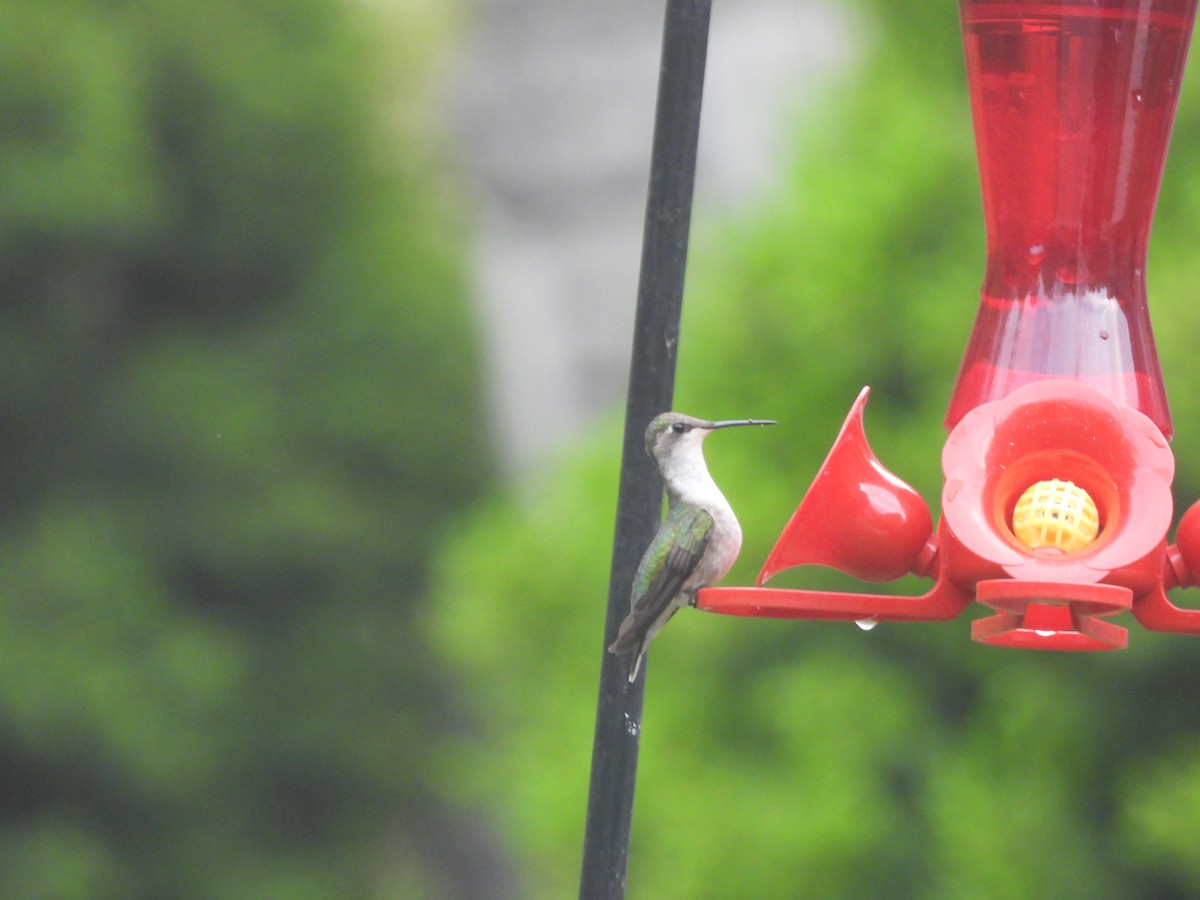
[[708, 419, 776, 429]]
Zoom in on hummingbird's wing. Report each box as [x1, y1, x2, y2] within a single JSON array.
[[608, 505, 713, 655]]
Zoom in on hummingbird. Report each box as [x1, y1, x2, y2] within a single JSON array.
[[609, 412, 775, 682]]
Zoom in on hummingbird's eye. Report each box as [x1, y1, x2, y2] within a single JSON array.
[[671, 422, 687, 434]]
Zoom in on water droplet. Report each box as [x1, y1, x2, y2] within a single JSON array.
[[623, 712, 640, 737], [1028, 244, 1045, 265], [1132, 88, 1145, 110], [856, 618, 878, 632], [1099, 330, 1109, 341], [1034, 629, 1056, 637]]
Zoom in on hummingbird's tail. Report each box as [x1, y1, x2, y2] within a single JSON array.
[[625, 647, 647, 683], [606, 642, 647, 683], [607, 628, 636, 656], [607, 629, 647, 683]]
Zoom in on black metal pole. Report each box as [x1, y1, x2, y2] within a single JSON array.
[[578, 2, 712, 898]]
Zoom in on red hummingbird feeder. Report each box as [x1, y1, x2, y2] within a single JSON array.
[[697, 0, 1200, 649]]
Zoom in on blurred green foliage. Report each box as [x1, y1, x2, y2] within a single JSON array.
[[427, 1, 1200, 897], [0, 0, 494, 897]]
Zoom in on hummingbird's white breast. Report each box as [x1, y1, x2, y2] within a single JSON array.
[[662, 442, 743, 591]]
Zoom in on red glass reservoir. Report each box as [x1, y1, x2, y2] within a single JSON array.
[[946, 0, 1198, 437]]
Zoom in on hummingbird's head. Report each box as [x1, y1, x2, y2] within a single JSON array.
[[644, 412, 775, 464]]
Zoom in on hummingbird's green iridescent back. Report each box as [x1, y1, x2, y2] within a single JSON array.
[[630, 501, 713, 607]]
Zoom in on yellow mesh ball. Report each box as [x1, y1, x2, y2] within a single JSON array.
[[1012, 479, 1100, 553]]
